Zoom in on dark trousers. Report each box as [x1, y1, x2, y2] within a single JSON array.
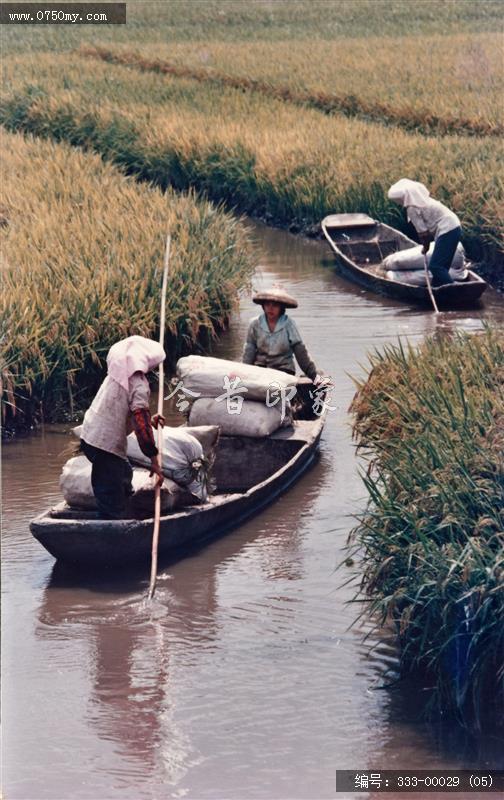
[[429, 226, 461, 287], [81, 440, 133, 519]]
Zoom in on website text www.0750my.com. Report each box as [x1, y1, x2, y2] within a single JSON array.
[[0, 3, 126, 24]]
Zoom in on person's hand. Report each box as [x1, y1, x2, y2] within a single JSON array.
[[314, 373, 333, 389], [419, 234, 430, 255], [151, 413, 165, 429], [149, 458, 164, 487]]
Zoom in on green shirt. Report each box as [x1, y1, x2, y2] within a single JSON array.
[[242, 313, 317, 380]]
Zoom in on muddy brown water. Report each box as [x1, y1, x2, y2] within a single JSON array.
[[2, 221, 503, 800]]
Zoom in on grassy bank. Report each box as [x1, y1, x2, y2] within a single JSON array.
[[1, 53, 502, 274], [1, 131, 253, 430], [349, 328, 504, 725]]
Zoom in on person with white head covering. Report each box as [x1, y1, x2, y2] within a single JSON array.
[[388, 178, 462, 286], [242, 286, 319, 380], [81, 335, 166, 519]]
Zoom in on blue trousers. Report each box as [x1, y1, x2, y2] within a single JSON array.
[[429, 226, 461, 287], [81, 440, 133, 519]]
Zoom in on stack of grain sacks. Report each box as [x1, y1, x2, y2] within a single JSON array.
[[60, 424, 219, 514], [176, 356, 298, 437], [383, 242, 468, 285]]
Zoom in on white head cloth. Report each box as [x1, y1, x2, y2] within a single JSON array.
[[106, 335, 165, 392], [388, 179, 430, 208]]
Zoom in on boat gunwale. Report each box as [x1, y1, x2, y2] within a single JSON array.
[[321, 216, 486, 298], [30, 414, 326, 534]]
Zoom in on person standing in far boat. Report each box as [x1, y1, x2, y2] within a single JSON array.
[[388, 178, 462, 286], [242, 287, 320, 380], [80, 335, 165, 519]]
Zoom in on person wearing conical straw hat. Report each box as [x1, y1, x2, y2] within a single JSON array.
[[242, 286, 320, 381], [80, 335, 166, 519], [388, 178, 462, 287]]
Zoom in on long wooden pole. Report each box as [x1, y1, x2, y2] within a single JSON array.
[[423, 252, 439, 314], [148, 233, 171, 600]]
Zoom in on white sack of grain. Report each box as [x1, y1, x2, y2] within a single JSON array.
[[127, 427, 212, 502], [128, 472, 198, 516], [176, 355, 298, 401], [188, 397, 292, 437], [386, 267, 468, 286], [383, 242, 466, 273], [59, 455, 97, 509], [59, 455, 192, 514]]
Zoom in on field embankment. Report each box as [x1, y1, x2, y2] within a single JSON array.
[[349, 328, 504, 726], [1, 131, 253, 432], [1, 53, 502, 284]]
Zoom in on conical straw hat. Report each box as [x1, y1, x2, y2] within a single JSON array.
[[252, 287, 298, 308]]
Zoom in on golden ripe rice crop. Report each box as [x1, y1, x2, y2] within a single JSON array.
[[0, 131, 253, 425], [2, 53, 502, 264], [90, 33, 503, 135]]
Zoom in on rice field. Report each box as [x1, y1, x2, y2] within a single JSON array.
[[84, 34, 503, 136], [1, 52, 502, 269], [349, 328, 504, 724], [2, 1, 501, 56], [0, 131, 253, 428]]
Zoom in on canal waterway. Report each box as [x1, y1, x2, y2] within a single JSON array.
[[2, 221, 503, 800]]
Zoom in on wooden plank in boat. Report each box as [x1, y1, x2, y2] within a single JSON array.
[[323, 213, 376, 229], [270, 420, 315, 442]]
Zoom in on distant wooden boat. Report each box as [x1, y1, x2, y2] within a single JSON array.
[[322, 213, 487, 307], [30, 383, 326, 567]]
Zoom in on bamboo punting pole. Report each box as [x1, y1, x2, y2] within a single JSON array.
[[148, 234, 171, 600], [423, 252, 439, 314]]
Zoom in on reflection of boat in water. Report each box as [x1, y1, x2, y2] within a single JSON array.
[[30, 383, 326, 567], [322, 214, 487, 307]]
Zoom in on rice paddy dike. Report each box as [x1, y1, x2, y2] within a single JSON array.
[[0, 32, 504, 286], [349, 328, 504, 727], [1, 131, 253, 432]]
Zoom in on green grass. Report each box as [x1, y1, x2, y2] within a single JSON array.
[[349, 328, 504, 725]]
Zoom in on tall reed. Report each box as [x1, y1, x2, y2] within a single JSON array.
[[349, 328, 504, 725], [1, 131, 254, 428]]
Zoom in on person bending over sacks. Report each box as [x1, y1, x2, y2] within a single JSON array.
[[80, 335, 165, 519], [388, 178, 462, 287], [242, 287, 320, 380]]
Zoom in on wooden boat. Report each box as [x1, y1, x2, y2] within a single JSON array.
[[30, 382, 326, 568], [321, 213, 487, 307]]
